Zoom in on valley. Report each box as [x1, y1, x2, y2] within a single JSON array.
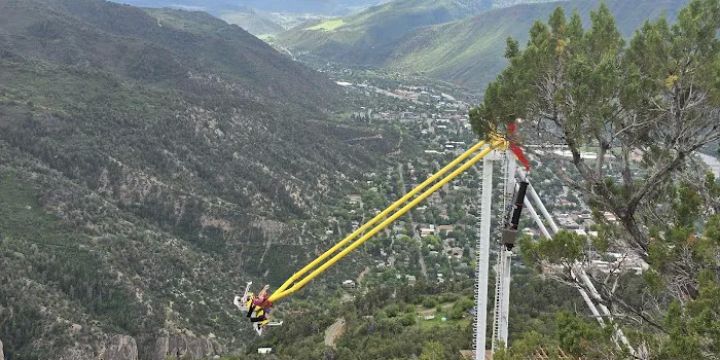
[[220, 66, 659, 358], [0, 0, 398, 358], [1, 0, 719, 359], [275, 0, 691, 92], [0, 6, 602, 353]]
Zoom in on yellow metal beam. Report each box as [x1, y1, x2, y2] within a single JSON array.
[[269, 138, 506, 303], [274, 140, 488, 294]]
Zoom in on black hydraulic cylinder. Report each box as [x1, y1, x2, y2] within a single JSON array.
[[502, 181, 529, 250], [509, 181, 529, 230]]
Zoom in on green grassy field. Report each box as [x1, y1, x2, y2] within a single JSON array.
[[307, 19, 346, 31]]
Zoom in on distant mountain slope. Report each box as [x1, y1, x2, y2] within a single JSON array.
[[7, 0, 337, 109], [111, 0, 389, 16], [109, 0, 554, 37], [278, 0, 689, 93], [219, 9, 330, 37], [0, 0, 392, 358], [276, 0, 496, 67], [389, 0, 689, 91], [111, 0, 385, 36], [217, 7, 286, 36]]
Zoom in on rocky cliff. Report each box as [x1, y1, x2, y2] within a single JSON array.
[[153, 331, 223, 360], [101, 335, 139, 360]]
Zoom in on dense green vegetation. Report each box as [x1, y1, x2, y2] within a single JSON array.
[[0, 170, 158, 358], [218, 269, 586, 359], [473, 0, 720, 356], [0, 0, 397, 358], [1, 0, 718, 358]]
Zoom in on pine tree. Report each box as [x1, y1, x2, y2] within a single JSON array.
[[472, 0, 720, 356]]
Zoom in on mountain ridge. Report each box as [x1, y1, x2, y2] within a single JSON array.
[[275, 0, 497, 67], [110, 0, 390, 16], [277, 0, 690, 92], [0, 0, 393, 358], [389, 0, 690, 91]]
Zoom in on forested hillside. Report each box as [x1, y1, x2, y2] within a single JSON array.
[[1, 0, 718, 359], [389, 0, 689, 90], [0, 0, 395, 358], [277, 0, 690, 92], [276, 0, 495, 67]]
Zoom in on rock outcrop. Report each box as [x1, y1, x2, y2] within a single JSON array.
[[1, 338, 4, 360], [101, 335, 138, 360], [153, 332, 222, 360]]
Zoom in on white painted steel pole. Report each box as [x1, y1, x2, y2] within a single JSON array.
[[474, 155, 494, 359], [497, 151, 517, 348], [499, 250, 512, 345], [527, 184, 559, 233], [523, 198, 551, 239], [519, 169, 635, 355]]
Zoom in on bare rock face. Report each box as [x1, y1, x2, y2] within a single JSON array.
[[153, 332, 221, 360], [58, 346, 97, 360], [1, 338, 4, 360], [101, 335, 138, 360]]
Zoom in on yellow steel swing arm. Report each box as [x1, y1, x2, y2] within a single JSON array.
[[268, 136, 508, 303]]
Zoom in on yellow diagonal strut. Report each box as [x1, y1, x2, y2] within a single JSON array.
[[269, 138, 507, 303], [273, 140, 488, 294]]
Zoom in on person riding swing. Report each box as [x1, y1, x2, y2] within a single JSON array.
[[234, 283, 276, 334], [246, 285, 272, 324]]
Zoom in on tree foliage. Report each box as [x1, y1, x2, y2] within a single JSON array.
[[419, 341, 446, 360], [472, 0, 720, 357], [471, 0, 720, 265]]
